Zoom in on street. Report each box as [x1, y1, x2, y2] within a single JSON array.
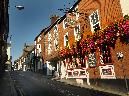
[[9, 71, 120, 96]]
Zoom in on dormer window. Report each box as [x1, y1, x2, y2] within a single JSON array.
[[64, 32, 69, 47], [74, 24, 81, 41], [89, 10, 100, 33], [63, 18, 68, 29]]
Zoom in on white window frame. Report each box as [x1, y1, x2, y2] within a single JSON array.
[[75, 5, 79, 20], [48, 32, 52, 54], [64, 32, 69, 47], [38, 35, 41, 42], [37, 44, 41, 53], [63, 18, 68, 29], [54, 25, 59, 50], [54, 25, 58, 32], [74, 24, 81, 41], [89, 10, 100, 33]]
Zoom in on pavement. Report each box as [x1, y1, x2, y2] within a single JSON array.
[[50, 76, 129, 96], [0, 71, 17, 96]]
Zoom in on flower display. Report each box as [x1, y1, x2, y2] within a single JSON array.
[[60, 16, 129, 59]]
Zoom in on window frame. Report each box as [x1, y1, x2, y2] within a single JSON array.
[[74, 24, 81, 41], [89, 10, 100, 33], [64, 32, 69, 47], [54, 25, 59, 50], [63, 18, 68, 29]]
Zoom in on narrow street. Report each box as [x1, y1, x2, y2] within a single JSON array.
[[10, 71, 120, 96]]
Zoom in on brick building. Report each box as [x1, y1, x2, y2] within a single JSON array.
[[0, 0, 9, 72], [34, 0, 129, 90], [34, 28, 48, 73]]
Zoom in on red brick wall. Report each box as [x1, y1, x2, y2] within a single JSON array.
[[40, 0, 129, 79], [111, 38, 129, 79]]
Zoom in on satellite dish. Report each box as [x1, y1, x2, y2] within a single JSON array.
[[15, 5, 24, 10]]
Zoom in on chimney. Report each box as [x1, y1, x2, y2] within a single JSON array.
[[50, 15, 59, 25]]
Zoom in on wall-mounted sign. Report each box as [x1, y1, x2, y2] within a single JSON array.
[[66, 68, 89, 79], [99, 65, 116, 79]]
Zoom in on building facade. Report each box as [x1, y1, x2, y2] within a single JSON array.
[[33, 0, 129, 87], [5, 42, 11, 71], [0, 0, 9, 72]]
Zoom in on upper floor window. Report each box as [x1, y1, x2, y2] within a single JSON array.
[[37, 44, 41, 53], [54, 25, 59, 50], [54, 25, 58, 32], [89, 10, 100, 33], [74, 24, 81, 41], [63, 18, 68, 29], [48, 32, 52, 54], [48, 31, 52, 41], [34, 41, 36, 45], [44, 35, 47, 55], [64, 32, 69, 47], [74, 5, 79, 20], [38, 35, 41, 42]]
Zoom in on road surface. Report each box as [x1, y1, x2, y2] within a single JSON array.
[[10, 71, 120, 96]]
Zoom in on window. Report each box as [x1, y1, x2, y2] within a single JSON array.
[[38, 35, 41, 42], [64, 33, 69, 47], [74, 24, 81, 41], [48, 32, 52, 54], [54, 25, 59, 50], [37, 44, 41, 53], [74, 5, 79, 20], [89, 10, 100, 33], [100, 44, 112, 64], [54, 25, 58, 32], [44, 35, 47, 55], [63, 18, 68, 29]]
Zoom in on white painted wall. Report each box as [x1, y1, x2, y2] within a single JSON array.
[[46, 61, 53, 75], [60, 61, 66, 79], [7, 46, 11, 60], [120, 0, 129, 16]]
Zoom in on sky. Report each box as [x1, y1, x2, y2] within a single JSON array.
[[9, 0, 77, 63]]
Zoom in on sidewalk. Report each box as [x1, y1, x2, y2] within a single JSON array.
[[0, 71, 17, 96], [52, 77, 128, 96]]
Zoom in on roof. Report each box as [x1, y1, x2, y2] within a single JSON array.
[[34, 27, 48, 41], [43, 0, 81, 35], [23, 44, 34, 52], [22, 44, 34, 57]]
